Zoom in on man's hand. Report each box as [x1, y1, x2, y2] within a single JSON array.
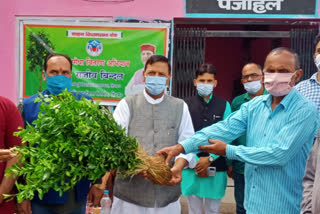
[[167, 158, 188, 186], [88, 185, 105, 206], [138, 170, 148, 179], [16, 200, 31, 214], [227, 166, 233, 178], [199, 139, 227, 156], [197, 169, 209, 178], [156, 144, 185, 165], [194, 157, 211, 175], [168, 166, 182, 186], [0, 149, 16, 163]]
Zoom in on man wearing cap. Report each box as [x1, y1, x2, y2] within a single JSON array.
[[125, 44, 156, 96]]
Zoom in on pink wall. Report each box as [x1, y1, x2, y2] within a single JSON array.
[[0, 0, 185, 103]]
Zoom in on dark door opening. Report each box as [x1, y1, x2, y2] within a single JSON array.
[[172, 19, 319, 102]]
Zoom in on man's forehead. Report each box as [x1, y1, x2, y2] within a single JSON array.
[[48, 56, 68, 64], [197, 73, 215, 79], [265, 51, 296, 67], [316, 41, 320, 50], [242, 64, 261, 74], [47, 56, 71, 68], [142, 50, 154, 54]]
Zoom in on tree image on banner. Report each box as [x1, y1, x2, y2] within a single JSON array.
[[26, 31, 55, 92]]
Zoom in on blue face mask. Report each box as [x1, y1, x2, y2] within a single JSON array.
[[44, 73, 72, 95], [243, 80, 262, 94], [196, 83, 214, 96], [145, 76, 167, 96]]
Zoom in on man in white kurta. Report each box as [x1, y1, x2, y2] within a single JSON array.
[[112, 55, 195, 214]]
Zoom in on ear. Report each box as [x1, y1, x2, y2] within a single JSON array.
[[293, 69, 303, 85], [166, 74, 172, 86], [42, 71, 46, 81], [213, 80, 218, 88], [143, 70, 146, 83], [193, 79, 197, 87]]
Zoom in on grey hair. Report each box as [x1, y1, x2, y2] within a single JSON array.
[[265, 47, 300, 70]]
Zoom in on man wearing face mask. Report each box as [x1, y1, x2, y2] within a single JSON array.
[[111, 55, 195, 214], [296, 35, 320, 113], [227, 63, 267, 214], [157, 48, 320, 214], [20, 53, 104, 214], [181, 64, 231, 214]]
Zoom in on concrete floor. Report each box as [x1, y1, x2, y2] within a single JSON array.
[[180, 178, 236, 214]]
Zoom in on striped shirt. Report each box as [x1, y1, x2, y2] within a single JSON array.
[[180, 89, 320, 214], [295, 72, 320, 114]]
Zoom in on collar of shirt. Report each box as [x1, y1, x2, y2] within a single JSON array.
[[198, 93, 213, 104], [310, 72, 320, 85], [143, 89, 164, 105], [261, 88, 298, 112]]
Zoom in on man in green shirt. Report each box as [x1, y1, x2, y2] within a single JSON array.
[[228, 63, 267, 214]]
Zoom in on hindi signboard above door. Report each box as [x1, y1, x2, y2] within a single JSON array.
[[185, 0, 318, 18]]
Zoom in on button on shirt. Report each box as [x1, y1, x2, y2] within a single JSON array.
[[295, 72, 320, 114], [229, 89, 268, 174], [180, 89, 320, 214]]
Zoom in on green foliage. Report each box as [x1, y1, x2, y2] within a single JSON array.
[[26, 30, 55, 91], [26, 31, 54, 73], [7, 91, 140, 203]]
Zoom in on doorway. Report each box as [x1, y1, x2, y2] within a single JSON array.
[[172, 18, 319, 102]]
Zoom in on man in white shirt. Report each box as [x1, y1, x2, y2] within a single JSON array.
[[125, 44, 156, 96], [112, 55, 195, 214]]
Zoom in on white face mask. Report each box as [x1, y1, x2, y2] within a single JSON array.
[[315, 54, 320, 71], [196, 83, 214, 97], [243, 80, 262, 95]]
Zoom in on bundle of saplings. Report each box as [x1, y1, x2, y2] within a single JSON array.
[[6, 91, 172, 203]]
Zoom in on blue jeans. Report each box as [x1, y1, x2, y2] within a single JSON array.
[[233, 172, 246, 214], [31, 202, 86, 214]]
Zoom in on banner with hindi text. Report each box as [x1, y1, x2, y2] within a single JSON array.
[[21, 21, 170, 105]]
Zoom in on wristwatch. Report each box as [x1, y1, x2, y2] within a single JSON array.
[[208, 156, 214, 164]]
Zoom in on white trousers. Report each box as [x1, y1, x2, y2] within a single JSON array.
[[187, 195, 221, 214], [110, 196, 181, 214]]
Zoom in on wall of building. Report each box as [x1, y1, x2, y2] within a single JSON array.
[[0, 0, 184, 102], [1, 0, 319, 102]]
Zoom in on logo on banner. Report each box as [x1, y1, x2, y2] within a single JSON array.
[[86, 40, 103, 57]]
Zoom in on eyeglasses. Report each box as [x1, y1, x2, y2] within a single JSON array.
[[242, 73, 262, 81]]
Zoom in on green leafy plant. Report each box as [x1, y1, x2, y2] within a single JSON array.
[[26, 30, 55, 92], [7, 91, 141, 202]]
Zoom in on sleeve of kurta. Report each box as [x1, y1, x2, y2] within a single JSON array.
[[301, 136, 319, 214], [226, 105, 320, 166], [176, 102, 196, 168], [180, 100, 249, 154], [113, 99, 130, 134]]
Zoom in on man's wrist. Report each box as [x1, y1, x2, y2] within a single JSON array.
[[173, 158, 188, 170], [93, 183, 106, 190], [176, 144, 185, 154], [208, 155, 214, 164]]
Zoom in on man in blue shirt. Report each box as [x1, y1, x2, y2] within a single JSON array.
[[157, 47, 320, 214], [19, 53, 104, 214], [296, 34, 320, 113]]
